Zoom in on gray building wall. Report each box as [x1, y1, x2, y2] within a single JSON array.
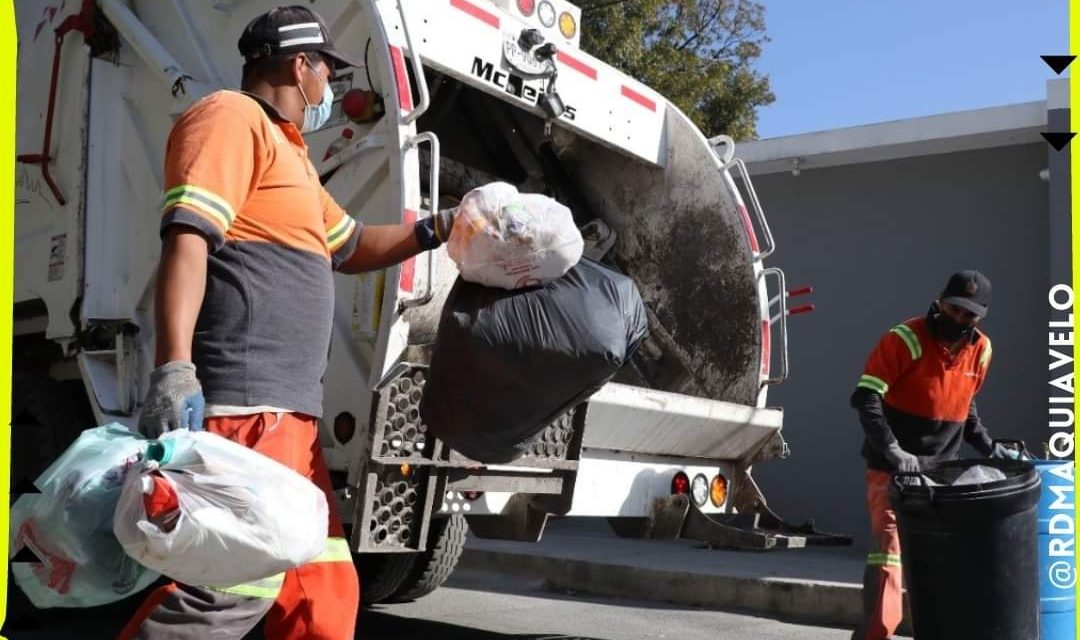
[[748, 143, 1051, 548]]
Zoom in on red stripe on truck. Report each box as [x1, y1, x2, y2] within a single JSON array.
[[557, 51, 597, 79], [400, 209, 417, 293], [761, 319, 771, 378], [389, 45, 413, 113], [737, 204, 760, 253], [450, 0, 500, 28], [621, 85, 656, 111]]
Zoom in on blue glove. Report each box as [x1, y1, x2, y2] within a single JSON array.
[[138, 361, 205, 438], [989, 443, 1022, 460]]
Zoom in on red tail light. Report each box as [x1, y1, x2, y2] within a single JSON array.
[[671, 472, 690, 495], [517, 0, 536, 16]]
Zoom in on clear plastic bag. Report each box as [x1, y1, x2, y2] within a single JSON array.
[[950, 465, 1007, 486], [9, 424, 161, 609], [447, 182, 584, 290], [112, 430, 328, 588]]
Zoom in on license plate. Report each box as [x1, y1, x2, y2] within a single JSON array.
[[503, 33, 548, 77]]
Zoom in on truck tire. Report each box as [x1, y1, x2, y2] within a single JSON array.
[[354, 553, 415, 605], [385, 514, 469, 603], [355, 514, 469, 605]]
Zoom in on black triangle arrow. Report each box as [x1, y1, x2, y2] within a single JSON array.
[[11, 545, 43, 564], [1042, 132, 1076, 151], [1042, 55, 1076, 75], [11, 478, 41, 497]]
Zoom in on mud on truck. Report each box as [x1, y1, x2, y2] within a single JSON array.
[[12, 0, 845, 607]]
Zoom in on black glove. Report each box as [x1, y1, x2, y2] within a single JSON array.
[[414, 208, 456, 250]]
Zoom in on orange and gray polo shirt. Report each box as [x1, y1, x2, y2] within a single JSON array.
[[161, 90, 362, 417], [852, 316, 995, 471]]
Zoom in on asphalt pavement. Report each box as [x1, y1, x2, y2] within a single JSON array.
[[3, 569, 860, 640]]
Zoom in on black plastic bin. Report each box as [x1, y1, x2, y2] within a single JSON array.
[[889, 458, 1042, 640]]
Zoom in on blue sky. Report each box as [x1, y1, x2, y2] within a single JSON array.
[[754, 1, 1068, 139]]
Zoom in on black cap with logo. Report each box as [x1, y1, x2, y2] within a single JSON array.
[[940, 270, 992, 317], [238, 5, 362, 70]]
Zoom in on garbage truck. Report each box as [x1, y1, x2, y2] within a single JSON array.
[[12, 0, 844, 607]]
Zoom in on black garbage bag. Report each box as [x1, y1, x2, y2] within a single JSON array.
[[420, 258, 649, 463]]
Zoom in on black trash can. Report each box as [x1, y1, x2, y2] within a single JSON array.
[[889, 458, 1041, 640]]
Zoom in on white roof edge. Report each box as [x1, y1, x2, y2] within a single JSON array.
[[732, 99, 1048, 176]]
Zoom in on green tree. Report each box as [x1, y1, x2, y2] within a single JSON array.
[[578, 0, 774, 140]]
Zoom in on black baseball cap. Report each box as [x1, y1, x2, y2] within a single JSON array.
[[940, 270, 992, 317], [238, 5, 362, 70]]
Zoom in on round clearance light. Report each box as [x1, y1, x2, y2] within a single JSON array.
[[537, 1, 556, 27], [333, 411, 356, 444], [517, 0, 536, 17], [558, 11, 577, 39], [671, 471, 690, 496], [691, 474, 709, 507], [710, 474, 729, 507]]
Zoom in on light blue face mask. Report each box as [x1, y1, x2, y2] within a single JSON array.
[[299, 61, 334, 133]]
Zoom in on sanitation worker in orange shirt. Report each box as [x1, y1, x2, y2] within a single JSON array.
[[848, 270, 1019, 640], [118, 6, 453, 640]]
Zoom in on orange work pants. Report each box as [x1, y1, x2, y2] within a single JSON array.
[[118, 412, 360, 640], [856, 469, 903, 640]]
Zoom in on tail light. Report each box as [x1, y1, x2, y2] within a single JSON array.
[[691, 474, 709, 507], [671, 471, 690, 495], [333, 411, 356, 444], [517, 0, 536, 16], [710, 474, 729, 507]]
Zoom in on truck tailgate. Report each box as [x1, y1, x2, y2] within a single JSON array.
[[583, 383, 783, 460]]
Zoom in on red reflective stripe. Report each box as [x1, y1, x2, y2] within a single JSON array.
[[450, 0, 500, 28], [557, 51, 597, 80], [389, 46, 413, 113], [400, 209, 417, 293], [761, 319, 771, 378], [737, 204, 760, 252], [621, 85, 656, 111]]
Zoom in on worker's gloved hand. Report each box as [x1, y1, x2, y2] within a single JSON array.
[[414, 208, 457, 251], [989, 443, 1022, 460], [884, 443, 920, 473], [138, 361, 205, 439]]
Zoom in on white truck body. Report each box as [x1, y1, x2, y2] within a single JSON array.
[[14, 0, 836, 604]]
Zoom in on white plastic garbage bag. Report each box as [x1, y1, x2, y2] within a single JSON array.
[[9, 424, 161, 609], [447, 182, 584, 290], [112, 429, 328, 588]]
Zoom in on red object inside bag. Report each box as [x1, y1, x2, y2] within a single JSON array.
[[142, 473, 180, 532]]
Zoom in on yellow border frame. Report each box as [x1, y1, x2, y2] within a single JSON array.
[[1, 1, 15, 637]]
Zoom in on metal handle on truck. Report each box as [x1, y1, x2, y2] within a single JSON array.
[[395, 0, 431, 124], [761, 267, 789, 385], [399, 131, 441, 310], [724, 158, 776, 260]]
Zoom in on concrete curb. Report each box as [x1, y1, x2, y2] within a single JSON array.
[[460, 547, 858, 627], [459, 547, 915, 635]]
